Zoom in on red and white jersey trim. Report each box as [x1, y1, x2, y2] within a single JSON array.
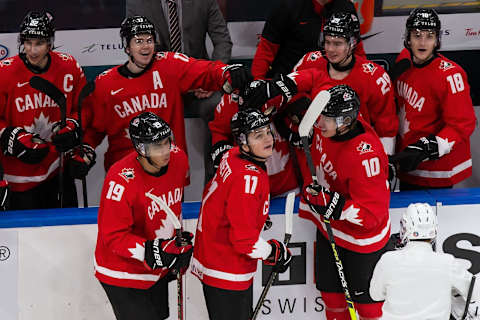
[[409, 159, 472, 179], [191, 257, 256, 282], [299, 202, 391, 247], [4, 157, 60, 183], [94, 258, 160, 282]]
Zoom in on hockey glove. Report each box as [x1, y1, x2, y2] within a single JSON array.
[[264, 239, 292, 273], [263, 216, 273, 231], [65, 144, 96, 179], [302, 184, 346, 220], [243, 74, 297, 110], [51, 118, 82, 152], [0, 166, 9, 211], [210, 140, 233, 170], [393, 134, 439, 172], [222, 64, 252, 95], [173, 231, 194, 275], [387, 155, 397, 184], [144, 232, 193, 271], [0, 126, 49, 164]]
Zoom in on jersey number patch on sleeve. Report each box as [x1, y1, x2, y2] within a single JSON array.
[[106, 181, 125, 202], [362, 157, 380, 177], [244, 175, 258, 194], [446, 73, 464, 94]]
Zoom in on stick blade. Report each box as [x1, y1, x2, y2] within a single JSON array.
[[29, 76, 66, 108], [285, 192, 295, 236], [298, 90, 330, 137]]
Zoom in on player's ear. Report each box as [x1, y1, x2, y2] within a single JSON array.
[[240, 144, 250, 154]]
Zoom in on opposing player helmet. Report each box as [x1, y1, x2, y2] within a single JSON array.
[[231, 108, 272, 145], [129, 112, 172, 157], [321, 85, 360, 127], [120, 15, 156, 47], [18, 11, 55, 48], [400, 203, 438, 245], [322, 12, 360, 45], [404, 8, 441, 49]]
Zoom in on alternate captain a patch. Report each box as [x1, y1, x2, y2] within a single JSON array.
[[357, 141, 373, 154], [119, 168, 135, 182]]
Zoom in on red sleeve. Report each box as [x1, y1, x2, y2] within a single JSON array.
[[289, 68, 332, 99], [251, 36, 280, 80], [437, 66, 476, 146], [225, 172, 268, 256], [209, 94, 238, 145], [355, 41, 366, 58], [292, 51, 325, 72], [97, 169, 147, 261], [165, 52, 226, 93]]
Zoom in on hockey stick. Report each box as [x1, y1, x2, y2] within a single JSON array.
[[77, 82, 95, 208], [29, 76, 67, 208], [145, 190, 184, 320], [462, 275, 476, 320], [251, 191, 295, 320], [298, 90, 358, 320]]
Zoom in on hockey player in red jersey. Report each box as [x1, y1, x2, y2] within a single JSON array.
[[389, 8, 476, 189], [208, 93, 304, 197], [191, 109, 292, 320], [94, 112, 193, 320], [290, 11, 398, 155], [82, 16, 251, 173], [300, 85, 391, 320], [0, 11, 87, 210]]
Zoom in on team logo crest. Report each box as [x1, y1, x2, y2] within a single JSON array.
[[245, 164, 259, 172], [439, 60, 454, 71], [156, 52, 167, 60], [0, 58, 12, 67], [119, 168, 135, 182], [343, 92, 353, 101], [362, 63, 377, 75], [171, 145, 180, 153], [357, 141, 373, 154], [307, 51, 322, 62]]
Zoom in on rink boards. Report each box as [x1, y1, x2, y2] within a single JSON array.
[[1, 188, 479, 320]]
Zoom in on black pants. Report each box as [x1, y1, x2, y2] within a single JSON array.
[[101, 278, 169, 320], [8, 172, 78, 210], [202, 283, 253, 320]]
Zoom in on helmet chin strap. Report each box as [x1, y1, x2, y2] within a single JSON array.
[[129, 54, 150, 70]]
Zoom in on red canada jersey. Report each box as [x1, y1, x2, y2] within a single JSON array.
[[209, 94, 300, 197], [292, 51, 398, 154], [94, 146, 189, 289], [299, 118, 391, 253], [83, 52, 227, 171], [0, 52, 86, 191], [395, 50, 476, 187], [191, 147, 271, 290]]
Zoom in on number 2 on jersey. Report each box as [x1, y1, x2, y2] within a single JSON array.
[[106, 181, 125, 201], [362, 157, 380, 177]]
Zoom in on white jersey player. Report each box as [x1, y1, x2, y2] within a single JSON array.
[[370, 203, 479, 319]]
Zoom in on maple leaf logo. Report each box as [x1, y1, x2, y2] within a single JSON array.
[[266, 147, 289, 176], [362, 62, 377, 75], [23, 112, 55, 141], [399, 104, 410, 138], [128, 242, 145, 261]]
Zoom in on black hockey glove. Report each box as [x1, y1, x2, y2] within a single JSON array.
[[144, 232, 193, 271], [243, 74, 297, 110], [0, 166, 9, 211], [0, 126, 49, 164], [222, 64, 252, 95], [264, 239, 292, 273], [51, 118, 82, 152], [210, 140, 233, 170], [392, 134, 439, 172], [65, 144, 96, 179], [302, 184, 346, 220], [387, 155, 397, 184]]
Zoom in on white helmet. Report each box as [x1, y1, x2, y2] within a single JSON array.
[[400, 203, 438, 245]]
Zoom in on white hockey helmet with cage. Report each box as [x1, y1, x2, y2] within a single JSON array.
[[400, 203, 438, 245]]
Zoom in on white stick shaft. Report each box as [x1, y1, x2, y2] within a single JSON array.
[[284, 192, 295, 237], [145, 191, 181, 229], [298, 90, 331, 137]]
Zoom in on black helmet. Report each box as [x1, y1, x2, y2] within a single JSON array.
[[18, 11, 55, 47], [322, 85, 360, 125], [231, 108, 271, 145], [323, 12, 360, 44], [129, 112, 172, 157], [120, 16, 156, 47], [404, 8, 441, 49]]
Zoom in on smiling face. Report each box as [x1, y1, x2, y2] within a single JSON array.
[[324, 35, 352, 66], [408, 29, 437, 64], [242, 125, 274, 160], [23, 38, 50, 68], [126, 33, 155, 71]]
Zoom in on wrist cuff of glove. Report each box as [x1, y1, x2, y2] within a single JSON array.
[[323, 191, 346, 220]]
